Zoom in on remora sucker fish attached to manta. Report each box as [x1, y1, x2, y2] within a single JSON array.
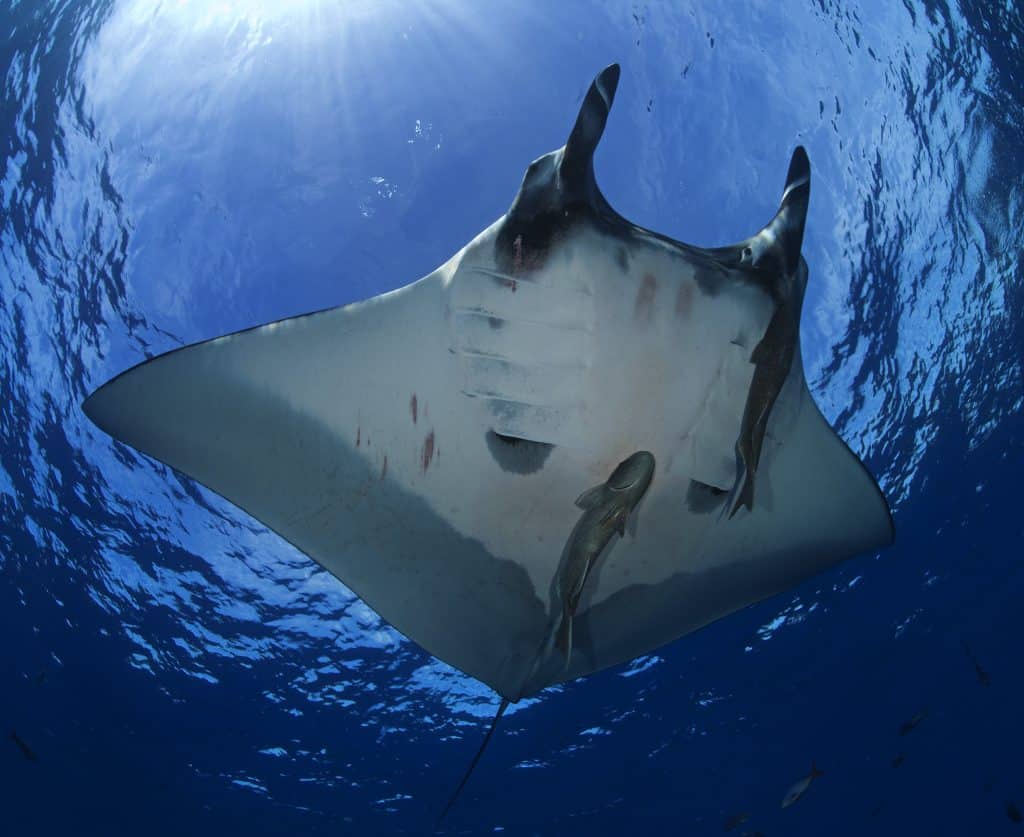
[[549, 450, 655, 668], [83, 60, 894, 765], [440, 450, 654, 824]]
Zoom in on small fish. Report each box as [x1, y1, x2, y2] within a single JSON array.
[[10, 730, 37, 762], [962, 640, 991, 686], [723, 812, 750, 831], [898, 709, 927, 736], [781, 762, 823, 808], [891, 753, 904, 768], [1008, 802, 1022, 824], [549, 451, 656, 665]]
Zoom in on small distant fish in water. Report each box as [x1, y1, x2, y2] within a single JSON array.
[[781, 762, 823, 808], [899, 710, 927, 736], [891, 753, 904, 768], [962, 640, 991, 686], [1007, 802, 1022, 824], [10, 730, 37, 761], [723, 812, 750, 831]]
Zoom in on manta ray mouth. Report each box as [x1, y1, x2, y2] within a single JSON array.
[[485, 430, 554, 475]]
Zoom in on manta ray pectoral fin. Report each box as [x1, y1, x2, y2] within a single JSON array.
[[81, 275, 547, 701]]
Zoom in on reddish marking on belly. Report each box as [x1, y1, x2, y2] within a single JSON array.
[[381, 455, 388, 480], [675, 281, 694, 319], [422, 431, 435, 472], [356, 427, 361, 447], [410, 394, 418, 424], [635, 273, 658, 323], [511, 232, 545, 275]]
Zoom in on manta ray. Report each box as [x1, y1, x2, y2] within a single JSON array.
[[84, 65, 893, 711]]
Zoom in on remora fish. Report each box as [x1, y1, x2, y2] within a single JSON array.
[[962, 639, 991, 686], [549, 450, 656, 666], [440, 451, 655, 827], [781, 761, 823, 808], [898, 709, 927, 736], [10, 730, 37, 762]]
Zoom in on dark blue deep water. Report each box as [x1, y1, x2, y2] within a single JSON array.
[[3, 2, 1023, 834]]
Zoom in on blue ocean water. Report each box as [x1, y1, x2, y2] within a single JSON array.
[[2, 1, 1022, 834]]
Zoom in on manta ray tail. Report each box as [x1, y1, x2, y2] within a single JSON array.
[[436, 697, 510, 829]]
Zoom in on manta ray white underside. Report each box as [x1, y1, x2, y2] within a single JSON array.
[[84, 64, 894, 701]]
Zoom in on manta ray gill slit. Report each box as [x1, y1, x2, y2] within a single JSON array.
[[485, 430, 554, 475]]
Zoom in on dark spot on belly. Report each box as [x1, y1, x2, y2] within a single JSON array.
[[381, 455, 388, 480], [486, 430, 554, 474], [356, 427, 361, 447], [686, 479, 727, 513], [488, 316, 504, 330], [616, 246, 630, 272], [635, 273, 657, 323], [410, 394, 418, 424], [422, 431, 435, 472]]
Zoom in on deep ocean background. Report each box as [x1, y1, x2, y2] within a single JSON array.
[[2, 1, 1023, 834]]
